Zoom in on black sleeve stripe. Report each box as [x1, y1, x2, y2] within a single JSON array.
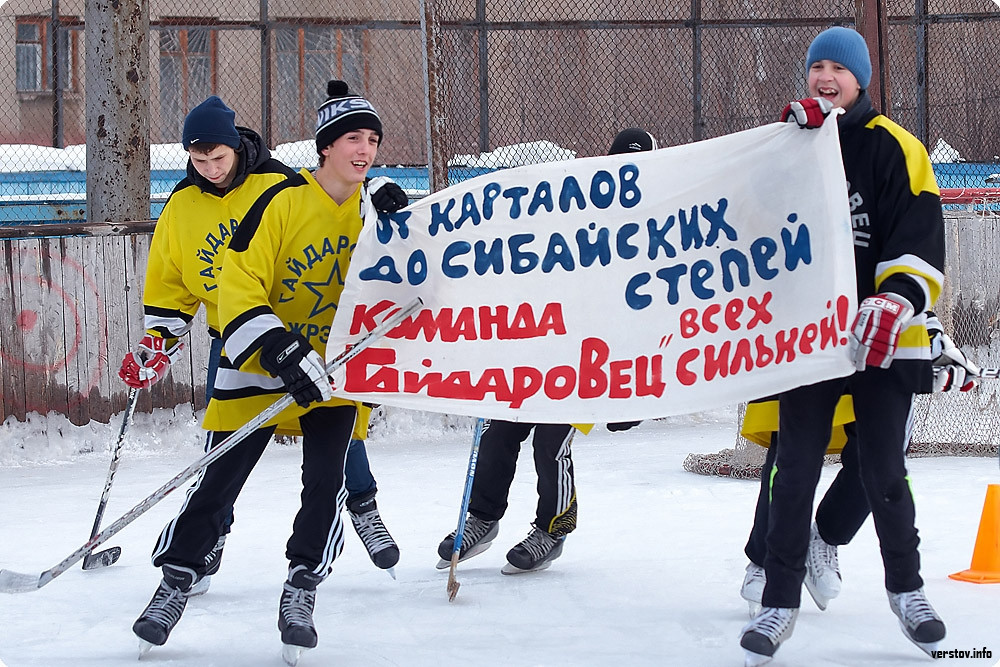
[[228, 173, 307, 253], [222, 304, 275, 342], [259, 159, 296, 177], [144, 305, 195, 323]]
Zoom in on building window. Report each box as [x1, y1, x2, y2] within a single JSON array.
[[16, 19, 75, 92], [274, 26, 366, 142], [159, 27, 216, 141]]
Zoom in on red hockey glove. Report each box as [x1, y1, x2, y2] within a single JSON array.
[[780, 97, 834, 129], [258, 330, 333, 408], [849, 293, 914, 370], [119, 334, 184, 389]]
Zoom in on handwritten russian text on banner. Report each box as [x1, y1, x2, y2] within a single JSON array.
[[328, 117, 857, 422]]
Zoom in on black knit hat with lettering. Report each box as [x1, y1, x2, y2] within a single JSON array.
[[608, 128, 658, 155], [315, 80, 383, 154]]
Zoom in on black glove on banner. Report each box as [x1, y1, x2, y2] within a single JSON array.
[[370, 180, 408, 213], [258, 330, 333, 408]]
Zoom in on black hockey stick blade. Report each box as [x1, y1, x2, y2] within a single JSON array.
[[81, 546, 121, 570], [0, 297, 423, 595]]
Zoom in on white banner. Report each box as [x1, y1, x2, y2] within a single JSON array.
[[328, 116, 857, 422]]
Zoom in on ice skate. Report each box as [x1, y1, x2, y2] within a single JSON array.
[[501, 526, 565, 574], [804, 522, 841, 611], [740, 562, 766, 618], [132, 564, 197, 653], [435, 514, 499, 569], [348, 494, 399, 576], [739, 606, 798, 667], [888, 587, 946, 656], [278, 565, 322, 664], [188, 534, 226, 597]]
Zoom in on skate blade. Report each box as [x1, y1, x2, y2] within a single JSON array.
[[743, 648, 774, 667], [500, 560, 553, 575], [82, 546, 122, 570], [384, 567, 396, 581], [282, 643, 309, 666], [187, 576, 212, 597], [434, 540, 494, 570], [912, 639, 942, 657], [138, 639, 155, 659], [803, 578, 832, 611]]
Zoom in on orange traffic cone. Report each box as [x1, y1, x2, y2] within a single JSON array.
[[949, 484, 1000, 584]]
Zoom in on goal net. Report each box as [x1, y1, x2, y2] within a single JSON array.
[[684, 187, 1000, 478]]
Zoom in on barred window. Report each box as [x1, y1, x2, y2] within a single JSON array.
[[274, 26, 366, 142], [16, 19, 74, 92], [159, 27, 216, 141]]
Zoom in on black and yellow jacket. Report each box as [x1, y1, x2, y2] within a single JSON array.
[[742, 395, 855, 454], [840, 92, 944, 393], [142, 127, 294, 340], [202, 169, 370, 437]]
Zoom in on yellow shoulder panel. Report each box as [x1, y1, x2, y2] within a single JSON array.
[[866, 116, 939, 198]]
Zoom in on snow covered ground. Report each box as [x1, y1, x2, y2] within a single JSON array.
[[0, 405, 998, 667]]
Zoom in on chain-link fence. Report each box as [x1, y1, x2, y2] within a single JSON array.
[[0, 0, 997, 223]]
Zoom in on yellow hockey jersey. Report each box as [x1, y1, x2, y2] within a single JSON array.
[[142, 130, 293, 340], [203, 168, 369, 436]]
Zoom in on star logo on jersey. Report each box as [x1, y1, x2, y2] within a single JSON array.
[[303, 259, 345, 318]]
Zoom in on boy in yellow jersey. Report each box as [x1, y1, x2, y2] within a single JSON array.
[[119, 95, 405, 601], [740, 27, 947, 665], [130, 83, 400, 661]]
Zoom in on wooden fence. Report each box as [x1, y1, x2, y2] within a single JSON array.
[[0, 222, 211, 425]]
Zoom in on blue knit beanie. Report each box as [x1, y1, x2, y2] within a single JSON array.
[[806, 27, 872, 90], [182, 96, 240, 150]]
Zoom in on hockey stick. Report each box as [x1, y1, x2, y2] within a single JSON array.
[[0, 297, 422, 594], [977, 367, 1000, 379], [80, 386, 140, 570], [447, 417, 485, 602]]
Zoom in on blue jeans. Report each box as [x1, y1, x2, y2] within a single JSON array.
[[207, 337, 376, 503]]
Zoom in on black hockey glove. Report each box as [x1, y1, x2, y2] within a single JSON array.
[[258, 330, 333, 408], [607, 420, 641, 432], [370, 180, 408, 213]]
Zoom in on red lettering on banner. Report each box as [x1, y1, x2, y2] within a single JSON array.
[[679, 292, 775, 339], [342, 337, 665, 406]]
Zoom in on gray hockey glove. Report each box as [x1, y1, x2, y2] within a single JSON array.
[[368, 176, 408, 213], [258, 330, 333, 408], [928, 315, 980, 392]]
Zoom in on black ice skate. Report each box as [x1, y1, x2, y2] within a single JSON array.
[[501, 526, 565, 574], [888, 588, 946, 656], [133, 564, 198, 656], [435, 514, 499, 569], [278, 565, 323, 666], [188, 534, 226, 597], [739, 606, 798, 667], [348, 494, 399, 576]]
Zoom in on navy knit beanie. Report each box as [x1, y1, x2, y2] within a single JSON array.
[[608, 128, 658, 155], [315, 80, 383, 154], [182, 96, 240, 150], [806, 27, 872, 90]]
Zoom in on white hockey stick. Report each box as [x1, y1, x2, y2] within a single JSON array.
[[0, 297, 422, 594]]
